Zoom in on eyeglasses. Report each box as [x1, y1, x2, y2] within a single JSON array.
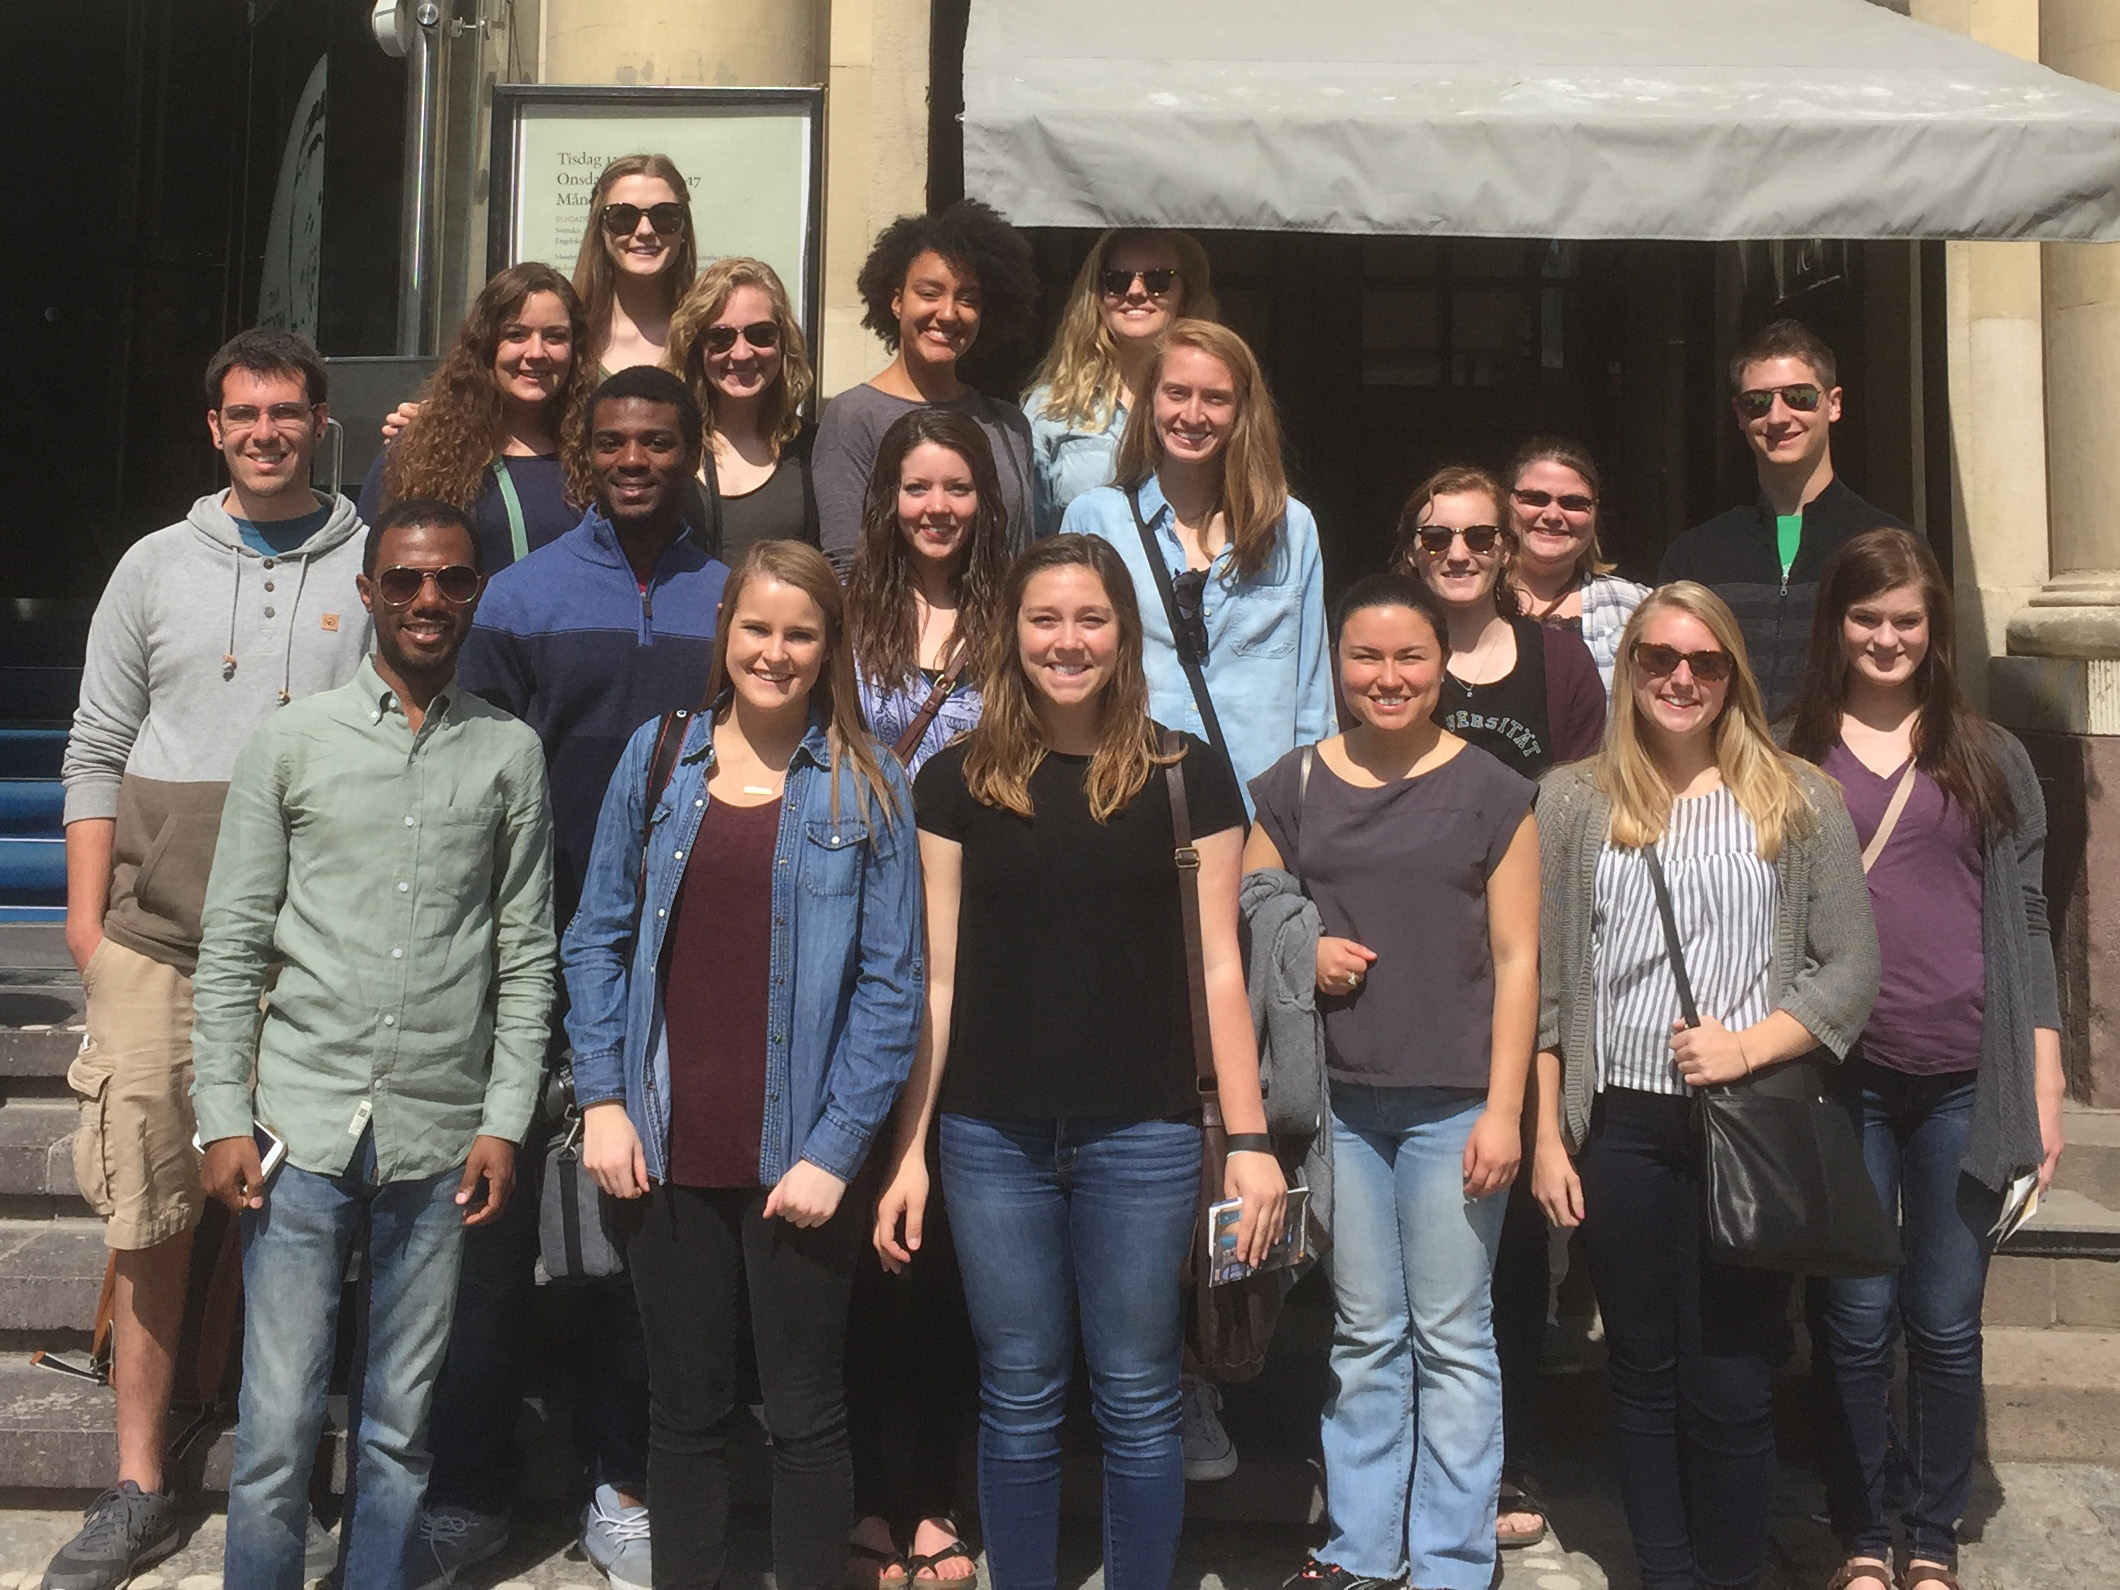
[[701, 320, 782, 355], [1512, 488, 1596, 515], [1412, 524, 1502, 556], [1631, 641, 1735, 683], [1733, 383, 1824, 420], [219, 402, 315, 432], [1171, 568, 1210, 664], [1099, 267, 1180, 299], [600, 202, 688, 237], [374, 564, 481, 607]]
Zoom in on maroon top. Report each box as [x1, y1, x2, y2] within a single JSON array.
[[1822, 741, 1985, 1075], [662, 796, 783, 1188]]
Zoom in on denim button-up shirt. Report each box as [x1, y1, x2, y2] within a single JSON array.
[[1065, 476, 1334, 806], [561, 710, 923, 1186], [1024, 382, 1125, 538]]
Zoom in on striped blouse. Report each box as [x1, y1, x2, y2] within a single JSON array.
[[1592, 784, 1779, 1096]]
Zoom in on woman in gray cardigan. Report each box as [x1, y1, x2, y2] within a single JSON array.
[[1784, 529, 2064, 1590], [1530, 582, 1879, 1590]]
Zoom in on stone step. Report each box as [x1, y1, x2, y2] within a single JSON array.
[[0, 1101, 86, 1216], [0, 923, 84, 1092], [1979, 1326, 2120, 1464], [2055, 1102, 2120, 1211], [0, 1359, 239, 1493], [0, 1219, 105, 1336]]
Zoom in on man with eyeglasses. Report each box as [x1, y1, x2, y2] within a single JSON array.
[[191, 497, 553, 1590], [1657, 317, 1904, 716], [49, 329, 371, 1590]]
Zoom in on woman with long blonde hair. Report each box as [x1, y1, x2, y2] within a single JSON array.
[[874, 534, 1284, 1590], [1531, 583, 1878, 1590], [1063, 320, 1331, 809], [1022, 229, 1217, 535], [664, 256, 821, 558]]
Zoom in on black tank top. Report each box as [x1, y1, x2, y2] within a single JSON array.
[[1433, 615, 1556, 778]]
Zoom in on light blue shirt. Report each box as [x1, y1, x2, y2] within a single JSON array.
[[1025, 382, 1127, 539], [1064, 476, 1334, 811]]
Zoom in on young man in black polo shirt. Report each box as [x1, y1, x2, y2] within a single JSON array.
[[1657, 319, 1905, 717]]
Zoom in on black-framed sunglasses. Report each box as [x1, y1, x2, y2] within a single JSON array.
[[1512, 488, 1596, 515], [600, 201, 688, 237], [1413, 524, 1502, 556], [1733, 383, 1824, 420], [1631, 641, 1734, 683], [374, 565, 481, 607], [1099, 267, 1180, 299], [1171, 567, 1210, 664], [701, 320, 782, 355]]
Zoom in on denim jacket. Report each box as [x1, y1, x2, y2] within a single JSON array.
[[561, 709, 923, 1186]]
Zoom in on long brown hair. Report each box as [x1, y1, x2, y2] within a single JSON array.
[[1111, 320, 1289, 582], [385, 263, 593, 514], [1390, 464, 1520, 619], [703, 540, 900, 827], [845, 410, 1012, 695], [571, 154, 698, 367], [963, 535, 1173, 823], [1507, 436, 1616, 582], [1028, 229, 1220, 431], [663, 256, 813, 457], [1785, 527, 2016, 837], [1600, 583, 1815, 859]]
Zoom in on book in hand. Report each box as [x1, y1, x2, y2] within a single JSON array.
[[1209, 1186, 1311, 1286], [1989, 1169, 2041, 1245]]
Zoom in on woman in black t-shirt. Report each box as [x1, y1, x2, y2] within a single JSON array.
[[875, 533, 1285, 1590]]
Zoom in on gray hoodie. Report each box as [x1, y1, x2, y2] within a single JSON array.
[[63, 492, 373, 971]]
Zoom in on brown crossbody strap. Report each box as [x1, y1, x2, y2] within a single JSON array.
[[1859, 760, 1920, 875], [1161, 729, 1224, 1126], [890, 664, 961, 767]]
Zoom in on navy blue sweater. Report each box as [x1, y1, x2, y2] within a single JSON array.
[[459, 511, 730, 926]]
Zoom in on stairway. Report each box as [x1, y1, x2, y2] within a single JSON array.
[[0, 604, 79, 925]]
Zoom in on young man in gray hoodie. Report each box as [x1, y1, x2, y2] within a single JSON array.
[[48, 329, 372, 1590]]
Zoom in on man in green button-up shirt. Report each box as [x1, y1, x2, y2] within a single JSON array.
[[190, 500, 555, 1590]]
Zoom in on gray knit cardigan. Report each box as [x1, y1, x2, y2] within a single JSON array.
[[1534, 760, 1881, 1158]]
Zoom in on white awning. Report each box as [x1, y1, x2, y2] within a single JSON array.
[[961, 0, 2120, 241]]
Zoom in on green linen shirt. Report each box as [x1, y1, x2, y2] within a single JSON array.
[[191, 657, 556, 1180]]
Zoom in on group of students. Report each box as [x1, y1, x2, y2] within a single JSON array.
[[50, 152, 2067, 1590]]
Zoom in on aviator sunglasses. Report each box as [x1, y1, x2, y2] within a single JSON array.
[[701, 320, 782, 355], [600, 201, 688, 237], [1733, 383, 1824, 421], [374, 565, 481, 607], [1631, 641, 1734, 683], [1413, 524, 1502, 556], [1099, 267, 1180, 298]]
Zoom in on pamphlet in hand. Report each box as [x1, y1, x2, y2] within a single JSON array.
[[1989, 1168, 2041, 1245], [1209, 1186, 1311, 1286]]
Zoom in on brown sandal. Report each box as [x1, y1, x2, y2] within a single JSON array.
[[1902, 1564, 1962, 1590], [1827, 1561, 1894, 1590]]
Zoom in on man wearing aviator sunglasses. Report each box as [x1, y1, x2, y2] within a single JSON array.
[[1658, 318, 1903, 715]]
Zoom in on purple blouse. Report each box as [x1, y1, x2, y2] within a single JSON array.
[[1822, 740, 1985, 1075]]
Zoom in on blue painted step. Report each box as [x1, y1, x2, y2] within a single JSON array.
[[0, 782, 63, 838], [0, 730, 66, 782], [0, 836, 64, 905]]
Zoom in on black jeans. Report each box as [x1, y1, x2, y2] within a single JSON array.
[[1493, 1170, 1550, 1489], [629, 1183, 862, 1590], [1577, 1089, 1792, 1590]]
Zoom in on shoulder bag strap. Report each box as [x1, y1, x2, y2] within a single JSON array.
[[1129, 487, 1233, 773], [1640, 843, 1701, 1031], [629, 708, 694, 946], [493, 458, 530, 564], [1860, 761, 1920, 875], [889, 665, 961, 767], [1162, 728, 1223, 1127]]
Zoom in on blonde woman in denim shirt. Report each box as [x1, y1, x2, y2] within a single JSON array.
[[1063, 320, 1333, 812]]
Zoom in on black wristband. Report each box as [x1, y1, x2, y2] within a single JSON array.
[[1224, 1133, 1275, 1156]]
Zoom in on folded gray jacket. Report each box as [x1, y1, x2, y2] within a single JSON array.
[[1239, 866, 1332, 1244]]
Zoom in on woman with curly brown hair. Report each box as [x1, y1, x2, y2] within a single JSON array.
[[357, 262, 596, 572], [813, 201, 1039, 573], [664, 256, 821, 560]]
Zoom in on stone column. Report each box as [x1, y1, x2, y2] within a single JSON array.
[[539, 1, 822, 86]]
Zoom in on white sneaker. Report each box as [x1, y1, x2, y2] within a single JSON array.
[[1180, 1374, 1238, 1481], [580, 1485, 652, 1590]]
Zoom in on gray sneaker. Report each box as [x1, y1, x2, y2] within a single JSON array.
[[40, 1482, 180, 1590], [579, 1485, 651, 1590], [402, 1504, 510, 1590], [304, 1513, 339, 1585]]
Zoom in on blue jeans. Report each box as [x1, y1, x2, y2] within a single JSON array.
[[939, 1114, 1201, 1590], [1319, 1084, 1505, 1590], [1819, 1062, 2002, 1570], [225, 1131, 467, 1590]]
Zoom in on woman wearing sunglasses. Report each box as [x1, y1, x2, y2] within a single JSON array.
[[1021, 230, 1218, 537], [357, 263, 596, 573], [1531, 584, 1878, 1590], [814, 201, 1039, 574], [1784, 530, 2062, 1590], [1065, 319, 1332, 809], [1504, 438, 1648, 693], [665, 257, 822, 561]]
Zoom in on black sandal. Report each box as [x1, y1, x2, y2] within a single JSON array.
[[906, 1518, 979, 1589], [846, 1539, 909, 1590], [1496, 1478, 1549, 1550]]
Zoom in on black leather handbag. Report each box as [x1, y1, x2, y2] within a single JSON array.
[[1642, 846, 1902, 1280]]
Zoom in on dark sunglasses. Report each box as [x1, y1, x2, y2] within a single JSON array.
[[600, 201, 687, 237], [375, 565, 481, 607], [1512, 488, 1596, 515], [701, 320, 782, 355], [1631, 641, 1734, 683], [1099, 267, 1180, 298], [1413, 524, 1502, 555], [1733, 383, 1823, 420], [1171, 568, 1210, 665]]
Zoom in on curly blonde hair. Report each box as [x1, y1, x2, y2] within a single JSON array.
[[662, 257, 813, 457], [1028, 229, 1218, 431]]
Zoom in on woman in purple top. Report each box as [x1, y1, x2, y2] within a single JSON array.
[[1786, 528, 2066, 1590]]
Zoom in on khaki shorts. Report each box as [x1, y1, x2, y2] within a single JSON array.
[[67, 937, 205, 1250]]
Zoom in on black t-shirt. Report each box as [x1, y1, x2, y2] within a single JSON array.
[[914, 729, 1246, 1122]]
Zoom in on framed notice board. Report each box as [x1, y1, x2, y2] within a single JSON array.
[[488, 85, 824, 345]]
